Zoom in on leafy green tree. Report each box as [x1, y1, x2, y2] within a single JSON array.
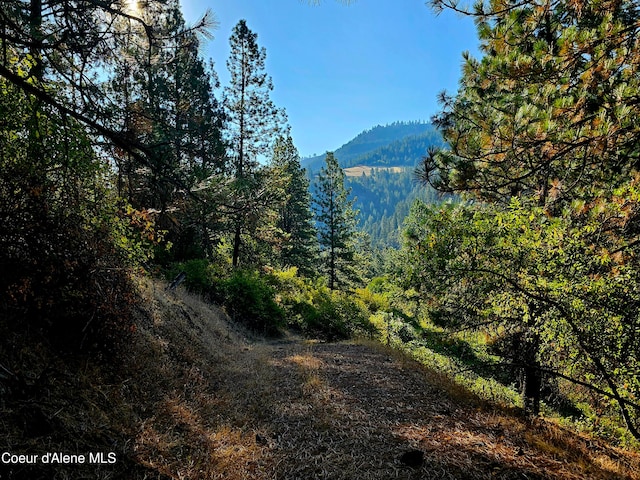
[[407, 0, 640, 437], [223, 19, 287, 267], [270, 136, 319, 276], [401, 196, 640, 438], [314, 152, 359, 290]]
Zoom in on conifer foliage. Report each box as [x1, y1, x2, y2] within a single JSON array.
[[223, 19, 287, 267], [106, 0, 226, 259], [271, 136, 319, 276], [427, 0, 640, 205], [314, 152, 359, 290]]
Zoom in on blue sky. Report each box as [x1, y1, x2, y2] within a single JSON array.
[[180, 0, 481, 158]]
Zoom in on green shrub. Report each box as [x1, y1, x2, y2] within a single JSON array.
[[221, 270, 285, 336], [270, 268, 374, 340], [354, 286, 390, 314], [164, 263, 284, 336], [165, 259, 227, 297], [367, 276, 390, 294], [304, 288, 351, 340]]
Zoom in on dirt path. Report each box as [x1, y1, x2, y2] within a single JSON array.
[[9, 282, 636, 479], [238, 338, 638, 480], [126, 286, 640, 480]]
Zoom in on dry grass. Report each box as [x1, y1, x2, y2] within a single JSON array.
[[3, 277, 640, 479], [261, 340, 640, 479], [343, 165, 408, 177]]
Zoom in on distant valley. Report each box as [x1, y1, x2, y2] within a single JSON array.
[[304, 121, 446, 249]]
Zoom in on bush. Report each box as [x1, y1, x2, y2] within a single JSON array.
[[270, 268, 375, 340], [164, 263, 284, 336], [0, 181, 140, 355], [310, 288, 374, 340], [165, 259, 220, 295], [353, 285, 390, 314], [221, 270, 285, 336]]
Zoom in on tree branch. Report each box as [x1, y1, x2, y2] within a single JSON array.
[[458, 360, 640, 411], [0, 63, 196, 197]]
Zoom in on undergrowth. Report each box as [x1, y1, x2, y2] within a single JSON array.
[[3, 277, 639, 479], [375, 311, 640, 451], [164, 263, 376, 340]]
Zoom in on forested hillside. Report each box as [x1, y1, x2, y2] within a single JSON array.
[[302, 121, 439, 172], [341, 129, 445, 169], [306, 122, 446, 248], [346, 168, 442, 248], [2, 0, 640, 478]]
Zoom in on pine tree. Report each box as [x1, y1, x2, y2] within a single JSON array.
[[271, 136, 318, 276], [415, 0, 640, 432], [426, 0, 640, 206], [224, 19, 287, 267], [425, 0, 640, 415], [314, 152, 358, 290], [149, 1, 226, 259], [106, 0, 225, 259]]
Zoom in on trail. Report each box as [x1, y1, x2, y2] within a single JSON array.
[[123, 284, 640, 479], [5, 282, 639, 480], [233, 337, 637, 480]]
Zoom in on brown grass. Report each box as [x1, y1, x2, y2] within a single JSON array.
[[3, 277, 640, 479], [343, 165, 408, 176]]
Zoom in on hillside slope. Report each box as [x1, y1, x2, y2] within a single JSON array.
[[340, 129, 445, 169], [302, 121, 440, 172], [346, 168, 443, 248], [304, 121, 446, 249], [2, 279, 639, 479]]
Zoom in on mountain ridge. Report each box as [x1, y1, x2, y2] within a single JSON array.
[[306, 121, 446, 249], [302, 121, 441, 172]]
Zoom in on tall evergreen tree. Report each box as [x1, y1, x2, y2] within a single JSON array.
[[271, 136, 318, 276], [223, 19, 287, 267], [106, 0, 225, 259], [411, 0, 640, 434], [314, 152, 358, 290]]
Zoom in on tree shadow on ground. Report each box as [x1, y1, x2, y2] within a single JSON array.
[[249, 340, 639, 480]]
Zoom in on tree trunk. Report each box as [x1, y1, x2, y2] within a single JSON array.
[[518, 331, 542, 416], [232, 222, 241, 267]]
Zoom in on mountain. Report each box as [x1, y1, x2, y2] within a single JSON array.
[[302, 121, 441, 172], [342, 128, 445, 169], [346, 167, 443, 249], [307, 121, 447, 249]]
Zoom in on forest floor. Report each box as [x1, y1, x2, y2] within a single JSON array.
[[3, 278, 640, 479], [204, 338, 640, 480]]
